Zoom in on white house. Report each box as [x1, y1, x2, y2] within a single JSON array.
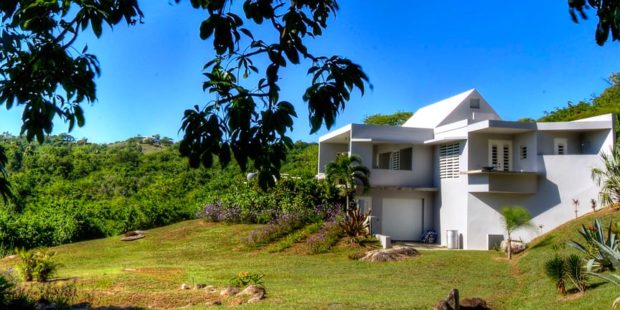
[[317, 89, 616, 250]]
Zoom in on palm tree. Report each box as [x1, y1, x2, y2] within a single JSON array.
[[325, 154, 370, 210], [592, 146, 620, 207], [500, 206, 534, 260]]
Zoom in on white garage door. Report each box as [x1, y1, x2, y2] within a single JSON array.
[[382, 198, 423, 241]]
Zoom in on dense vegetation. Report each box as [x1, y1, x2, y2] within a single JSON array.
[[539, 73, 620, 123], [0, 134, 319, 249], [363, 111, 413, 126]]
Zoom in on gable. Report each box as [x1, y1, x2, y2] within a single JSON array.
[[402, 89, 501, 129]]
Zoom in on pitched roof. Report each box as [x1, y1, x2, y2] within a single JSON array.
[[402, 89, 477, 128]]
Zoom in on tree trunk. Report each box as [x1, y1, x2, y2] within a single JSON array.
[[345, 194, 350, 212], [507, 233, 512, 260]]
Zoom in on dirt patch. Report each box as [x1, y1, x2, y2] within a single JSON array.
[[560, 291, 585, 301], [121, 267, 185, 283]]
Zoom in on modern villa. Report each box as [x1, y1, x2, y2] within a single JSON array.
[[317, 89, 616, 250]]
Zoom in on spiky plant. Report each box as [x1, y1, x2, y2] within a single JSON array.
[[567, 218, 617, 271], [325, 154, 370, 211], [592, 147, 620, 207], [566, 254, 587, 293], [339, 208, 371, 243], [544, 255, 567, 295]]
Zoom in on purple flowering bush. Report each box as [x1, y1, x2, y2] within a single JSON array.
[[245, 213, 307, 246], [306, 221, 343, 254]]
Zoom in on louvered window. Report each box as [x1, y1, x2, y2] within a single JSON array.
[[520, 146, 527, 160], [375, 147, 412, 170], [439, 143, 460, 179], [554, 138, 567, 155]]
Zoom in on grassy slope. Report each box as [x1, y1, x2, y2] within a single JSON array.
[[4, 209, 620, 309], [0, 220, 514, 309], [507, 207, 620, 309]]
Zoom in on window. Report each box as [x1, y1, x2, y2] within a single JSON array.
[[554, 138, 567, 155], [439, 143, 460, 179], [470, 98, 480, 109], [520, 145, 527, 160], [488, 140, 512, 171], [375, 147, 412, 170]]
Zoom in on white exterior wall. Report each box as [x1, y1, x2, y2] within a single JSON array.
[[318, 143, 347, 173], [463, 126, 614, 249], [350, 141, 373, 169], [436, 140, 470, 248]]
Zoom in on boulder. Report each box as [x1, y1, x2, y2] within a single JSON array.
[[220, 286, 240, 297], [195, 283, 207, 289], [180, 283, 191, 290], [434, 289, 491, 310], [358, 246, 419, 262], [500, 240, 526, 254], [461, 297, 491, 310], [205, 285, 218, 294], [238, 285, 266, 300]]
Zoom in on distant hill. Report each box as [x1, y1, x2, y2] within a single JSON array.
[[539, 73, 620, 123]]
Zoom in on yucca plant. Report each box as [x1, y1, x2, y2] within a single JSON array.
[[544, 255, 567, 295], [567, 219, 617, 271], [566, 254, 587, 293]]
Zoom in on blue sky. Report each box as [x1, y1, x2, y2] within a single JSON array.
[[1, 1, 619, 143]]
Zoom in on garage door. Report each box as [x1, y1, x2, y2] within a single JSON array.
[[382, 198, 423, 241]]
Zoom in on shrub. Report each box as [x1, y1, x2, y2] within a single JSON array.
[[15, 249, 60, 282], [0, 275, 13, 307], [306, 221, 343, 254], [230, 272, 264, 287], [339, 208, 370, 243]]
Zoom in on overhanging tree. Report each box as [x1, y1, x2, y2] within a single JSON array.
[[569, 0, 620, 45], [0, 1, 369, 195]]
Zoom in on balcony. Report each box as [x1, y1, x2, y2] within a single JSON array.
[[467, 169, 539, 194]]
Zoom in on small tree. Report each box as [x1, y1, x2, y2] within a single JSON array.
[[500, 206, 534, 260], [325, 154, 370, 211]]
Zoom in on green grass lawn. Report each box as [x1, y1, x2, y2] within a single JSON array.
[[3, 209, 620, 309]]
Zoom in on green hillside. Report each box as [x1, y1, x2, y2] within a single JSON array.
[[2, 209, 620, 308], [0, 134, 318, 249]]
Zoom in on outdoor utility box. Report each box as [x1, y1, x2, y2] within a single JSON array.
[[446, 230, 459, 249]]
